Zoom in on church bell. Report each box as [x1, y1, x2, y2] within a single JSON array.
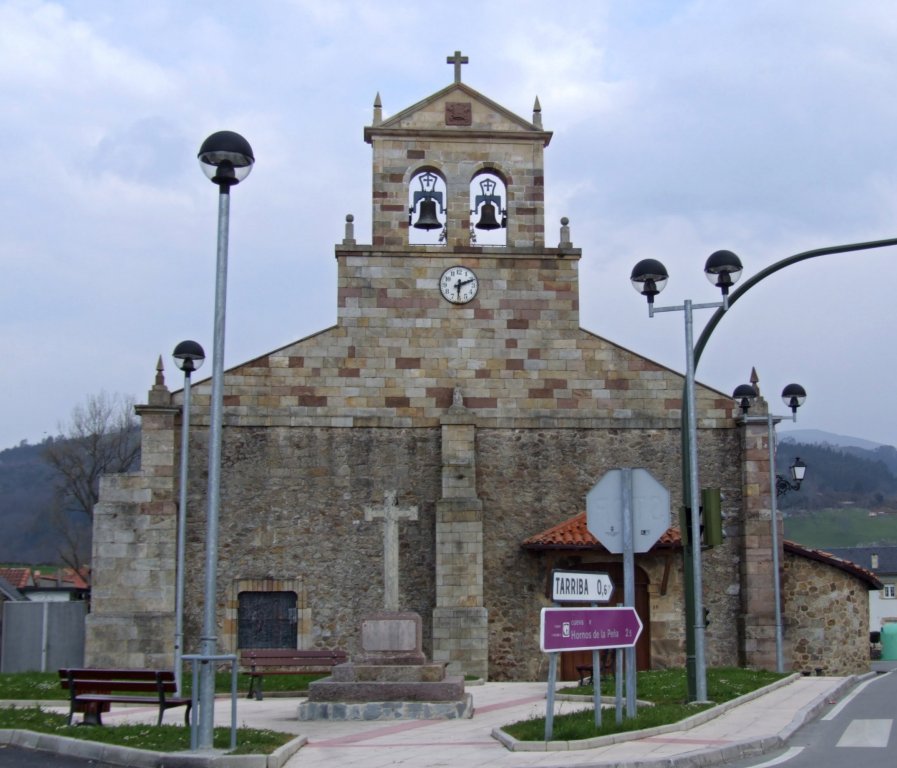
[[473, 176, 506, 231], [413, 198, 442, 230], [475, 201, 501, 230], [409, 170, 445, 231]]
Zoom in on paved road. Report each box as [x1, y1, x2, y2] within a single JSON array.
[[732, 670, 896, 768], [0, 743, 117, 767]]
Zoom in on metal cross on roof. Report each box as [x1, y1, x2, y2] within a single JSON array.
[[447, 50, 468, 83]]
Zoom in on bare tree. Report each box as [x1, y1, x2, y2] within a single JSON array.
[[43, 392, 141, 571]]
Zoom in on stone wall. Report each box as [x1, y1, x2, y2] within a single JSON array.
[[86, 392, 179, 669], [783, 551, 870, 675], [159, 420, 744, 681], [478, 426, 744, 679]]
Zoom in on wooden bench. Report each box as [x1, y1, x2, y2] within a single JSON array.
[[59, 668, 191, 727], [240, 649, 347, 700], [575, 649, 617, 686]]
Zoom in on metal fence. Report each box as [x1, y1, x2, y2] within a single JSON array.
[[0, 600, 86, 673]]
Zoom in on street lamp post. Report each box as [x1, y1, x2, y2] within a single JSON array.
[[196, 131, 254, 750], [172, 340, 206, 696], [734, 382, 807, 673], [630, 250, 744, 703]]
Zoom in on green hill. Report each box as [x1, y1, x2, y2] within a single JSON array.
[[784, 507, 897, 550]]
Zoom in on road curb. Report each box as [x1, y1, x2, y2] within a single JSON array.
[[0, 728, 306, 768], [493, 673, 802, 752]]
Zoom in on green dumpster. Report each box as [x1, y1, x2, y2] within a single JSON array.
[[881, 624, 897, 660]]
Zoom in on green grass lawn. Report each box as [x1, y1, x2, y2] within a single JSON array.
[[0, 706, 293, 755], [784, 507, 897, 549], [503, 667, 787, 742], [0, 670, 321, 754]]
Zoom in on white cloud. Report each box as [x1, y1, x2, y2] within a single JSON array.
[[1, 0, 897, 449]]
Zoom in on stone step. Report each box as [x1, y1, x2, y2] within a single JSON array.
[[306, 675, 466, 702], [330, 662, 447, 683], [297, 694, 475, 721]]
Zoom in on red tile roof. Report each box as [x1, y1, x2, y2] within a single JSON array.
[[0, 567, 33, 589], [784, 541, 882, 589], [32, 568, 90, 590], [522, 512, 681, 551], [521, 513, 884, 589]]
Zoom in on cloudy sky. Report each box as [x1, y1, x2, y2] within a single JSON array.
[[2, 0, 896, 451]]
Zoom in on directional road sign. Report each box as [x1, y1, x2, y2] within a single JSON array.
[[551, 570, 613, 603], [586, 468, 670, 553], [540, 607, 643, 652]]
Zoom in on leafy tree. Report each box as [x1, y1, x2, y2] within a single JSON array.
[[42, 392, 141, 572]]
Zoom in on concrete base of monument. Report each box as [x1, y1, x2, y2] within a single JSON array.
[[297, 693, 474, 720], [297, 611, 472, 720], [298, 664, 473, 720]]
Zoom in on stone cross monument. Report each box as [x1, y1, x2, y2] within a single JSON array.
[[364, 490, 418, 612]]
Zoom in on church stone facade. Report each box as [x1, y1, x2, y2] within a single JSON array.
[[86, 58, 876, 680]]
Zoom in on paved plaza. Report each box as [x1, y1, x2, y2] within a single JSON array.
[[1, 672, 868, 768]]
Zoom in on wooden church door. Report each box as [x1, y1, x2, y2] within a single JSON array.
[[559, 563, 651, 680]]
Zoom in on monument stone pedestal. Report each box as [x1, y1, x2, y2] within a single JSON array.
[[297, 612, 473, 720]]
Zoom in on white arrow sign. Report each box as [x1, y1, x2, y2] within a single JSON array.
[[551, 570, 614, 603]]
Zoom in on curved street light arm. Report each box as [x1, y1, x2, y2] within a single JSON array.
[[693, 237, 897, 369], [675, 235, 896, 695]]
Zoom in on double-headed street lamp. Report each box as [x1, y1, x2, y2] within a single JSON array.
[[664, 234, 897, 693], [172, 340, 205, 696], [630, 250, 744, 703], [733, 381, 808, 673], [195, 131, 254, 750]]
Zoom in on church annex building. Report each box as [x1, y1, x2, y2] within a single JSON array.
[[87, 55, 878, 681]]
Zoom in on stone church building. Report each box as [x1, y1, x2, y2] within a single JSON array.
[[86, 56, 878, 681]]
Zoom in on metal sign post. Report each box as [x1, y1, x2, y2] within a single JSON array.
[[545, 652, 558, 741], [621, 468, 637, 717], [585, 468, 671, 720], [540, 606, 643, 740], [550, 569, 613, 731]]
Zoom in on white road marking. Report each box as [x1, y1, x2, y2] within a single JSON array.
[[836, 718, 893, 748], [822, 676, 880, 721], [744, 746, 804, 767]]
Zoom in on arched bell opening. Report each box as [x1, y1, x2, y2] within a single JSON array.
[[408, 168, 447, 245], [469, 171, 507, 246]]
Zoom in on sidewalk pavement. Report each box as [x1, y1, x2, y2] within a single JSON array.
[[19, 671, 868, 768]]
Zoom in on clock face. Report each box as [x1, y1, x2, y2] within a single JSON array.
[[440, 266, 478, 304]]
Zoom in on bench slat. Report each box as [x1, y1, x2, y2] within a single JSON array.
[[76, 694, 190, 705], [60, 669, 173, 682], [61, 680, 177, 694]]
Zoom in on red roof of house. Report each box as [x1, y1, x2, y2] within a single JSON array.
[[31, 567, 90, 590], [784, 541, 882, 589], [522, 512, 883, 589], [0, 567, 33, 589], [522, 512, 681, 551]]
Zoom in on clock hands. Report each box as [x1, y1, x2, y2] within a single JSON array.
[[440, 266, 477, 303], [454, 277, 475, 297]]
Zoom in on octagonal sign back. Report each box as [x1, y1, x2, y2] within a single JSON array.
[[586, 468, 670, 554]]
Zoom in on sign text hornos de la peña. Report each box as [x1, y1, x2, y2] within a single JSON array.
[[540, 607, 643, 652]]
